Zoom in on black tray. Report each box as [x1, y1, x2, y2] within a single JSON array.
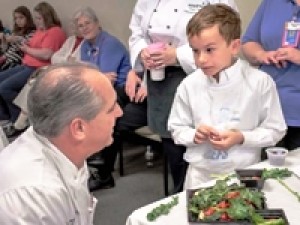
[[188, 209, 289, 224], [187, 185, 266, 224], [235, 169, 264, 190], [253, 209, 289, 225]]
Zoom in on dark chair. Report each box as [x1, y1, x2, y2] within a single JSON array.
[[118, 126, 169, 196]]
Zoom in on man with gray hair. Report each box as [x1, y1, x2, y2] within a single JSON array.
[[0, 63, 123, 224]]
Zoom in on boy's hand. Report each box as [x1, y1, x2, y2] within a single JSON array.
[[194, 125, 219, 144], [209, 129, 244, 150]]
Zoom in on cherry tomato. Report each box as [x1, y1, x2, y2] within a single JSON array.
[[216, 201, 229, 208], [226, 191, 240, 199], [204, 207, 215, 216], [220, 212, 231, 221]]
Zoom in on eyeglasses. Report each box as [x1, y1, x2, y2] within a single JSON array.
[[77, 21, 93, 30]]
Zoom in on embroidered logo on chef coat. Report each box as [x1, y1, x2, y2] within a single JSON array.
[[185, 0, 210, 13], [218, 108, 240, 128]]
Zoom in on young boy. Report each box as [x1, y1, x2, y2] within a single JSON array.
[[167, 4, 287, 189]]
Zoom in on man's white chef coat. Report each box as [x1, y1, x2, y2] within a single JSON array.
[[0, 127, 97, 224]]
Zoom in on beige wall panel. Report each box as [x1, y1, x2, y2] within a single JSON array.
[[236, 0, 262, 34], [0, 0, 261, 47]]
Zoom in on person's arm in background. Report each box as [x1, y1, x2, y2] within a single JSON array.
[[51, 36, 75, 64], [1, 30, 35, 66], [128, 0, 149, 72], [125, 70, 147, 103], [4, 28, 34, 45], [20, 43, 54, 61], [241, 0, 281, 66], [20, 27, 66, 61], [99, 33, 131, 87]]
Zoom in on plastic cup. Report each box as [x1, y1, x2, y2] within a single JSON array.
[[266, 147, 288, 166], [147, 43, 165, 81], [148, 42, 165, 53]]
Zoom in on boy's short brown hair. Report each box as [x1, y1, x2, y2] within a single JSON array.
[[187, 4, 241, 44]]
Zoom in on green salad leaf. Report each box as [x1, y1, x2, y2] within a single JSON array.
[[188, 179, 264, 222], [146, 196, 178, 221], [262, 168, 292, 179]]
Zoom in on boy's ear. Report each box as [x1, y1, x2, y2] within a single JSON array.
[[231, 39, 241, 56]]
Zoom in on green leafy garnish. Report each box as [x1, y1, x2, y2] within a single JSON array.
[[262, 168, 300, 202], [262, 168, 292, 179], [277, 178, 300, 202], [146, 196, 178, 221]]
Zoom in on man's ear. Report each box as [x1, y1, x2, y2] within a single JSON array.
[[69, 118, 86, 141]]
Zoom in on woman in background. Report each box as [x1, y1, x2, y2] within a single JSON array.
[[0, 6, 35, 71], [242, 0, 300, 151], [51, 19, 83, 64], [11, 15, 83, 137], [74, 7, 131, 191], [0, 1, 66, 129], [77, 7, 131, 87]]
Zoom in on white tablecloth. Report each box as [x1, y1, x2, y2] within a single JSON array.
[[126, 149, 300, 225]]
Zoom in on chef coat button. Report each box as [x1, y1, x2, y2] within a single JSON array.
[[153, 9, 157, 12], [148, 25, 152, 29], [166, 25, 170, 29], [174, 9, 178, 12]]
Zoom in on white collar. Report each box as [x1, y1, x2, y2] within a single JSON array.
[[207, 58, 242, 87], [32, 128, 87, 182]]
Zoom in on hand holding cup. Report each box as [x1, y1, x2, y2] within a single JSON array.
[[147, 42, 166, 81]]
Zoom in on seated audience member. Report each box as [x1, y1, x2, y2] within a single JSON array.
[[0, 63, 123, 224], [12, 68, 44, 132], [51, 19, 83, 64], [0, 1, 66, 129], [0, 6, 36, 71], [167, 4, 287, 189], [73, 7, 131, 191], [77, 7, 131, 87], [0, 20, 11, 50], [10, 16, 84, 135]]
